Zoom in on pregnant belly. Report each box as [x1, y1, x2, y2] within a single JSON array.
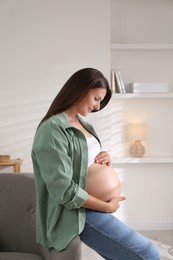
[[86, 163, 120, 202]]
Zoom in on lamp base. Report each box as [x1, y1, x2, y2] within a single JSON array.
[[130, 140, 145, 157]]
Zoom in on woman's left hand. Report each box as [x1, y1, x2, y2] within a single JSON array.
[[94, 151, 111, 166]]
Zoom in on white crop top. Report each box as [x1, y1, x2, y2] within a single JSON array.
[[86, 135, 101, 166]]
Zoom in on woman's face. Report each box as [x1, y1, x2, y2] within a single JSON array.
[[77, 88, 106, 117]]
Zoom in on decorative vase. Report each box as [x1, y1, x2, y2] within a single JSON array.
[[130, 140, 145, 157]]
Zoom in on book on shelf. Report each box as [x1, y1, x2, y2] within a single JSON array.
[[110, 70, 126, 93], [110, 70, 115, 93], [116, 70, 126, 93], [110, 70, 120, 93]]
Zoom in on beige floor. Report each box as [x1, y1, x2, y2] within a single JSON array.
[[82, 230, 173, 260]]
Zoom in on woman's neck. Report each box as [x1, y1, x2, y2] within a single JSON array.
[[64, 109, 78, 123], [65, 110, 92, 137]]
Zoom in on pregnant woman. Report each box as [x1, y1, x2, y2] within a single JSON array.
[[32, 68, 160, 259]]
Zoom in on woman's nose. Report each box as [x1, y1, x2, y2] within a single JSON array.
[[94, 103, 100, 111]]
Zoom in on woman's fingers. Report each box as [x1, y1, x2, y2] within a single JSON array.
[[95, 151, 111, 165], [119, 196, 126, 201]]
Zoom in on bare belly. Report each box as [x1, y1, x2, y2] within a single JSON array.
[[86, 163, 120, 202]]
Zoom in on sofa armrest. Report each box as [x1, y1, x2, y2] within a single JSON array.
[[39, 236, 82, 260]]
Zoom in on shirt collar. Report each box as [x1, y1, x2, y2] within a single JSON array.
[[53, 112, 100, 144]]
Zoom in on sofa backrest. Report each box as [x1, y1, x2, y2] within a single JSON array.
[[0, 173, 41, 254]]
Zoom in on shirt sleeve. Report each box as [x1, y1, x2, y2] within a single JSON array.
[[33, 121, 88, 209]]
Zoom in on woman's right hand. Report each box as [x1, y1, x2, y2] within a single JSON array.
[[107, 196, 126, 213], [82, 194, 126, 213]]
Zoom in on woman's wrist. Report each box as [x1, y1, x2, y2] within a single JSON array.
[[82, 194, 113, 213]]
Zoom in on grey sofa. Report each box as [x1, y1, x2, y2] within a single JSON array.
[[0, 173, 82, 260]]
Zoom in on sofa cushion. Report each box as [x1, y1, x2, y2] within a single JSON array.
[[0, 252, 43, 260], [0, 173, 39, 253]]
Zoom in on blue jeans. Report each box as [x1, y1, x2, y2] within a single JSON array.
[[79, 210, 160, 260]]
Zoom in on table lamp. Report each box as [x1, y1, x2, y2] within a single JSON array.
[[128, 123, 147, 157]]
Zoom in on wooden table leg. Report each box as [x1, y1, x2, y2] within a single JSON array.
[[14, 163, 20, 173]]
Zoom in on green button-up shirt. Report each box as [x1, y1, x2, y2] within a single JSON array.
[[31, 112, 101, 251]]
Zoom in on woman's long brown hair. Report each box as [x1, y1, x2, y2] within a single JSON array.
[[39, 68, 112, 125]]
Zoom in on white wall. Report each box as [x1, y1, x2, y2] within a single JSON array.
[[115, 164, 173, 230], [111, 0, 173, 229], [111, 0, 173, 89], [111, 0, 173, 44], [0, 0, 110, 172]]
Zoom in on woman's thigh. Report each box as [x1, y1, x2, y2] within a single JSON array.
[[79, 210, 160, 260]]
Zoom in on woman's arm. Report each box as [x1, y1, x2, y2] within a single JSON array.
[[32, 121, 88, 210], [82, 194, 125, 213]]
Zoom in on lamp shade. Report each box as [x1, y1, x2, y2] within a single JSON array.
[[128, 124, 147, 141]]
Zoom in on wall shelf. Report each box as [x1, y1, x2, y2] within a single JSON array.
[[111, 44, 173, 50], [111, 93, 173, 99], [110, 0, 173, 226], [112, 157, 173, 166]]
